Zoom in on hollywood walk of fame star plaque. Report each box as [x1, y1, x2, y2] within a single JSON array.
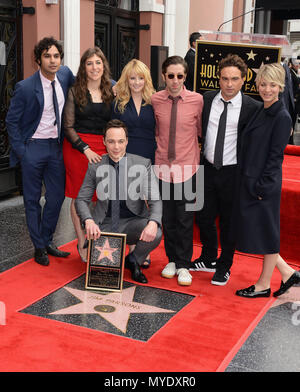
[[85, 233, 127, 292], [194, 39, 281, 98]]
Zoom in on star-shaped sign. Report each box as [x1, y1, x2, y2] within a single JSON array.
[[246, 49, 257, 61], [95, 238, 118, 263], [50, 286, 175, 333]]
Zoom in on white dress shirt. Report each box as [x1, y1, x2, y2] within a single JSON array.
[[32, 71, 65, 139], [204, 91, 242, 166]]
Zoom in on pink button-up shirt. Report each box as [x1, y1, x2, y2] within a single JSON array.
[[32, 71, 65, 139], [151, 86, 203, 183]]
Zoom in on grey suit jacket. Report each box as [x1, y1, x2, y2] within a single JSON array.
[[75, 153, 162, 227]]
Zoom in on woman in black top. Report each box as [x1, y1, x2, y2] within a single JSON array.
[[63, 47, 113, 262]]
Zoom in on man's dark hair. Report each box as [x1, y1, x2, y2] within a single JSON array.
[[104, 119, 128, 139], [34, 36, 64, 65], [162, 55, 188, 75], [218, 54, 248, 78], [189, 32, 201, 47]]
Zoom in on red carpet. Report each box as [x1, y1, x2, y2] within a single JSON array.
[[280, 146, 300, 264], [0, 148, 298, 372], [0, 240, 283, 372]]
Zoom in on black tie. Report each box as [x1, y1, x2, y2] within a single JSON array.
[[213, 99, 231, 170], [51, 80, 61, 137], [111, 162, 120, 233], [168, 95, 180, 162]]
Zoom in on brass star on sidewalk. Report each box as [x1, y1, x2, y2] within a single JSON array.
[[50, 286, 175, 333]]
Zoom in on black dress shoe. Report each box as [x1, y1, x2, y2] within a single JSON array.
[[46, 243, 71, 258], [273, 271, 300, 297], [236, 285, 271, 298], [34, 248, 50, 266], [125, 253, 148, 284]]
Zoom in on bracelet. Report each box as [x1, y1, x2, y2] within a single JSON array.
[[83, 145, 90, 152]]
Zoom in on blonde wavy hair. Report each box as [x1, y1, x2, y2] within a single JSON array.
[[255, 63, 285, 92], [115, 59, 155, 113]]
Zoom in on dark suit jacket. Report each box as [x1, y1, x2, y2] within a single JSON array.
[[75, 153, 162, 227], [234, 99, 291, 254], [290, 68, 300, 115], [6, 65, 74, 166], [184, 48, 196, 91], [281, 63, 295, 125], [200, 90, 262, 164]]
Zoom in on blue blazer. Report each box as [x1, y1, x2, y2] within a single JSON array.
[[6, 65, 74, 167]]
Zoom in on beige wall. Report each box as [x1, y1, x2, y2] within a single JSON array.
[[232, 0, 245, 32], [22, 0, 60, 78], [139, 12, 163, 67], [22, 0, 94, 78], [80, 0, 95, 56], [189, 0, 226, 34]]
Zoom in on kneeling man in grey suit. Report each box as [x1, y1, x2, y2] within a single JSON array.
[[75, 119, 162, 283]]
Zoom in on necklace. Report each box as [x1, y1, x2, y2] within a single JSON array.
[[88, 88, 102, 103]]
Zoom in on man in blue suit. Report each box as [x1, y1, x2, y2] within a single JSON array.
[[6, 37, 75, 266]]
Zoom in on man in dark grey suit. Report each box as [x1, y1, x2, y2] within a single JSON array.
[[75, 119, 162, 283], [192, 54, 262, 286]]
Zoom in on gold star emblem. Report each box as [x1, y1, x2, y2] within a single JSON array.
[[246, 50, 257, 61]]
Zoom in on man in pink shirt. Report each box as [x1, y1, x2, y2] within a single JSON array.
[[151, 55, 203, 286]]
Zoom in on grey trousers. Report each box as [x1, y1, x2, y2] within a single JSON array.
[[100, 216, 162, 265]]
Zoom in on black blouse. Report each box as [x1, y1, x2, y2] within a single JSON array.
[[64, 88, 111, 152]]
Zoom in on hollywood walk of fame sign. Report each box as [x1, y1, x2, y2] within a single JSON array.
[[194, 40, 281, 99], [86, 233, 127, 292]]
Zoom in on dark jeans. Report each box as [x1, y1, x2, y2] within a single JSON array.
[[159, 176, 196, 269], [195, 160, 236, 271]]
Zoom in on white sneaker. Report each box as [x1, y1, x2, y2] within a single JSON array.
[[161, 262, 176, 278], [177, 268, 192, 286]]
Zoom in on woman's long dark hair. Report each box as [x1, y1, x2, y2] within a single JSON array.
[[73, 47, 113, 108]]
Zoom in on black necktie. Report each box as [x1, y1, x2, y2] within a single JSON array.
[[111, 162, 120, 233], [213, 99, 231, 170], [168, 95, 180, 162], [51, 80, 61, 137]]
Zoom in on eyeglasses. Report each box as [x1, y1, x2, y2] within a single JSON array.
[[166, 73, 185, 80]]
